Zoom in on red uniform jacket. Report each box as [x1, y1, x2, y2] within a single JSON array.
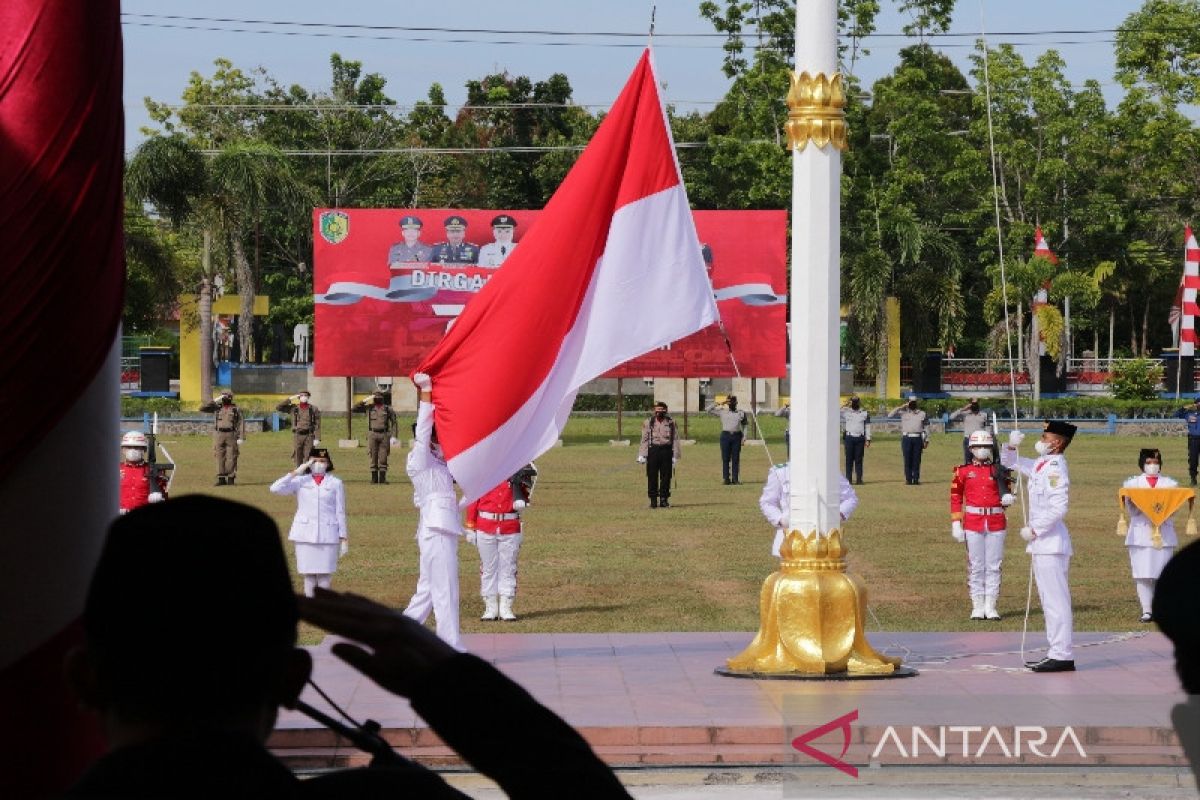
[[466, 481, 528, 535], [119, 462, 168, 513], [949, 462, 1011, 533]]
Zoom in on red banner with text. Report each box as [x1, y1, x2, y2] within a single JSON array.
[[313, 208, 785, 377]]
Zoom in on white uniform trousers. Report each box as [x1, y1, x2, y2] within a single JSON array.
[[964, 530, 1005, 597], [403, 530, 462, 651], [477, 531, 522, 598], [1033, 553, 1073, 660]]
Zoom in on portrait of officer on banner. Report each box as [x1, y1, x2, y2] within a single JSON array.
[[387, 214, 432, 267], [429, 215, 480, 264], [479, 214, 519, 267]]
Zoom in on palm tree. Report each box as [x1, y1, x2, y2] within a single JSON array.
[[127, 135, 305, 397]]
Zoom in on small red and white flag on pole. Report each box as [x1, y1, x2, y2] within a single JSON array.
[[417, 49, 719, 501], [1180, 227, 1200, 357], [1032, 227, 1058, 305]]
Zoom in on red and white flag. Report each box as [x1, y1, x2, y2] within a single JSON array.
[[0, 1, 122, 793], [417, 50, 718, 501], [1180, 227, 1200, 357], [1032, 227, 1057, 305]]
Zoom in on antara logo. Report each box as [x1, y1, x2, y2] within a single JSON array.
[[790, 710, 1089, 778]]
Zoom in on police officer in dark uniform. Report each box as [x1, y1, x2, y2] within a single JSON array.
[[353, 389, 399, 484], [387, 214, 432, 265], [429, 215, 480, 264], [1176, 397, 1200, 485], [637, 402, 682, 508]]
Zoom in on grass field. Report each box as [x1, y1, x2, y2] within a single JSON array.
[[154, 413, 1191, 643]]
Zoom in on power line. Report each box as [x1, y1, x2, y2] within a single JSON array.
[[119, 12, 1193, 40]]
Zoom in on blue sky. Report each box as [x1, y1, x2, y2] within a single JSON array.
[[122, 1, 1142, 153]]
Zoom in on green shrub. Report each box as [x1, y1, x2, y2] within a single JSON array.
[[1108, 358, 1165, 401], [120, 396, 182, 417], [572, 393, 656, 412]]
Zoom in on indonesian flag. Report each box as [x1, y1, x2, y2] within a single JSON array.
[[0, 1, 122, 793], [417, 49, 718, 501], [1032, 226, 1057, 305], [1180, 227, 1200, 357]]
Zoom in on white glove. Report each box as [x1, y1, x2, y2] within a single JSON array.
[[148, 492, 164, 504], [777, 511, 789, 530], [1000, 493, 1015, 507], [389, 437, 399, 447], [637, 456, 646, 464], [119, 508, 129, 515], [951, 520, 965, 542], [413, 372, 432, 391], [672, 458, 678, 465], [339, 539, 349, 556], [1007, 430, 1024, 447], [236, 438, 245, 445], [313, 439, 321, 447], [465, 530, 477, 545], [513, 499, 527, 510], [1020, 526, 1035, 542]]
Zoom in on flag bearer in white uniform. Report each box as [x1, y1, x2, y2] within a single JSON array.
[[402, 372, 464, 651], [760, 463, 858, 556], [1001, 421, 1077, 673], [1123, 448, 1179, 623]]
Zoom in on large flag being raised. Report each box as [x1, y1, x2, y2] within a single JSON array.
[[418, 50, 718, 501]]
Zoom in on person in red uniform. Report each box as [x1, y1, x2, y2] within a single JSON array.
[[949, 429, 1014, 621], [118, 431, 168, 514], [465, 464, 537, 621]]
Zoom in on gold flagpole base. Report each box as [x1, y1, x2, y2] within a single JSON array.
[[720, 530, 914, 679]]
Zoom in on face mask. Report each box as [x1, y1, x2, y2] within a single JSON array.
[[223, 398, 232, 405], [969, 403, 980, 413], [1034, 440, 1054, 456], [656, 411, 666, 419], [851, 400, 860, 410], [374, 399, 383, 406], [311, 462, 328, 475], [728, 401, 737, 411], [1145, 463, 1161, 476], [299, 397, 309, 406], [124, 448, 144, 463], [908, 401, 917, 410], [971, 447, 993, 462]]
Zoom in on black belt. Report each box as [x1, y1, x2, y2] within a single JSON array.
[[649, 443, 672, 448], [295, 429, 311, 435], [371, 429, 387, 433], [217, 428, 234, 432], [845, 434, 865, 438]]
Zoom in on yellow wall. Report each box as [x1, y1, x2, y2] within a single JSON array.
[[178, 294, 270, 405], [886, 296, 901, 399]]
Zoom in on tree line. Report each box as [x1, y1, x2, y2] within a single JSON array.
[[125, 0, 1200, 400]]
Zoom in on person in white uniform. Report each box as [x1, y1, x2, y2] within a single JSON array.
[[1122, 448, 1179, 623], [760, 462, 858, 556], [1001, 421, 1077, 673], [403, 372, 464, 651], [269, 448, 347, 597]]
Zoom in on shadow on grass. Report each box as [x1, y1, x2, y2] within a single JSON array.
[[517, 603, 630, 621]]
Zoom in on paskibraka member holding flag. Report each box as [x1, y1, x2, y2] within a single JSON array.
[[1001, 421, 1077, 673], [402, 372, 464, 651]]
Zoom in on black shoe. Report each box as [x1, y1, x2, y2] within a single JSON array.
[[215, 476, 226, 486], [1192, 476, 1197, 487], [856, 479, 864, 485], [650, 498, 658, 509], [378, 473, 388, 484], [370, 471, 378, 484], [226, 476, 235, 485], [732, 480, 740, 485], [912, 480, 920, 486], [723, 479, 731, 485], [1140, 611, 1153, 623], [1027, 657, 1075, 673], [659, 498, 670, 508]]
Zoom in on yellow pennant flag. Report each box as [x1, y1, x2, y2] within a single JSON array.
[[1118, 487, 1195, 549]]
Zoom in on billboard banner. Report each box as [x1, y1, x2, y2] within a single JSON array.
[[313, 208, 786, 378]]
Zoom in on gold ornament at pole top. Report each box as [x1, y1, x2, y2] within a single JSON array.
[[785, 71, 848, 152]]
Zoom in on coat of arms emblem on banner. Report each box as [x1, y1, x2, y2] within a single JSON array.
[[319, 211, 350, 244]]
